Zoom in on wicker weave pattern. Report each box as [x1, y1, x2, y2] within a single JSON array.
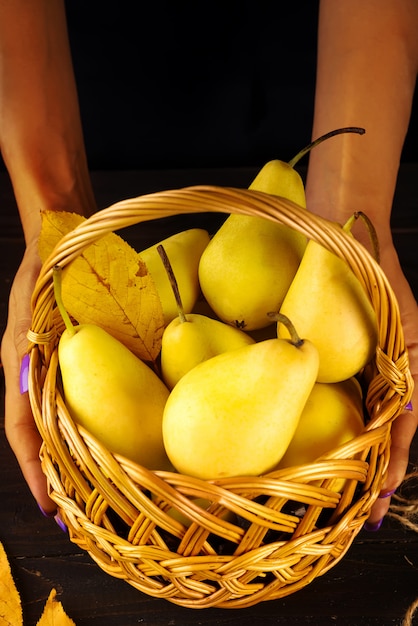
[[27, 186, 413, 608]]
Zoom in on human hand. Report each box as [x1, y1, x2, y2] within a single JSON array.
[[1, 240, 57, 516], [364, 242, 418, 530]]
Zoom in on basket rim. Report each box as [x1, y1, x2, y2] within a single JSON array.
[[29, 184, 413, 407]]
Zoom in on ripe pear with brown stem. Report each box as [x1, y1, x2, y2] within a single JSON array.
[[53, 265, 172, 470], [158, 245, 255, 389], [277, 212, 378, 383], [198, 127, 365, 331], [139, 228, 210, 326], [162, 314, 319, 480]]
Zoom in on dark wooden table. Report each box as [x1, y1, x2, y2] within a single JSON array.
[[1, 166, 418, 626]]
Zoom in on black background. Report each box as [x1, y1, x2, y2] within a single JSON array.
[[63, 1, 417, 170], [64, 1, 317, 170]]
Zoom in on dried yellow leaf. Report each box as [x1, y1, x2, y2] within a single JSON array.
[[39, 210, 164, 362], [0, 540, 23, 626], [36, 589, 76, 626], [38, 211, 86, 265]]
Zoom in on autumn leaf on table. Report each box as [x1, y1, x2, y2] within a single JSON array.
[[36, 589, 76, 626], [0, 539, 22, 626], [0, 540, 76, 625], [39, 211, 164, 363]]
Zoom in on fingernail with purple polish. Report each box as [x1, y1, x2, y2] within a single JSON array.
[[405, 401, 413, 411], [364, 518, 383, 532], [19, 353, 30, 394], [378, 488, 397, 499], [54, 513, 68, 533]]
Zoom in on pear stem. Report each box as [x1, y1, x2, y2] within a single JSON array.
[[157, 244, 187, 323], [267, 312, 304, 347], [288, 127, 366, 168], [343, 211, 381, 264], [53, 265, 76, 336]]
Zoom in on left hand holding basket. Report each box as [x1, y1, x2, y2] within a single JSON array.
[[1, 241, 57, 515]]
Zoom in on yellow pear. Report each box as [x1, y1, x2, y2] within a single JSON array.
[[278, 224, 378, 382], [276, 378, 365, 470], [198, 128, 364, 331], [198, 213, 307, 331], [158, 243, 255, 389], [53, 267, 171, 470], [248, 127, 364, 206], [247, 158, 306, 207], [139, 228, 210, 325], [162, 315, 319, 480], [161, 313, 255, 389], [198, 154, 307, 331]]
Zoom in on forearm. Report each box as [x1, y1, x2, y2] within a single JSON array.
[[306, 0, 418, 247], [0, 0, 95, 247]]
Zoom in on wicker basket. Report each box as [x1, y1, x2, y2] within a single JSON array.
[[27, 185, 413, 609]]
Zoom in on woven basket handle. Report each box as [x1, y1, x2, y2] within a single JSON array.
[[28, 184, 411, 415], [32, 185, 392, 314]]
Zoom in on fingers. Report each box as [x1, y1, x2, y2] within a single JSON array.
[[364, 248, 418, 531], [365, 403, 417, 530], [2, 325, 57, 515]]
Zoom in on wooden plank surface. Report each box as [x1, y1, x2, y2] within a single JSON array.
[[1, 167, 418, 625]]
